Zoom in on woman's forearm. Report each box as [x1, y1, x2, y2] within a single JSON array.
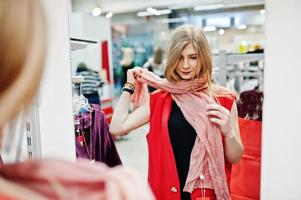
[[109, 92, 132, 135], [224, 130, 244, 164]]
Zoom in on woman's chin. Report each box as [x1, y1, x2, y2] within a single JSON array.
[[180, 76, 193, 80]]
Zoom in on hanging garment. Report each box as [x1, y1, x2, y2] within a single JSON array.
[[0, 159, 146, 200], [230, 118, 262, 200], [147, 90, 235, 200], [75, 104, 121, 167], [237, 89, 263, 121]]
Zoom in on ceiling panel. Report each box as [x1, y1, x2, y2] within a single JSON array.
[[72, 0, 264, 13]]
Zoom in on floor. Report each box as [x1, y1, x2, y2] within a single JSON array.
[[114, 124, 150, 181]]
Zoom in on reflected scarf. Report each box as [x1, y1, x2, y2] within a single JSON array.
[[0, 159, 154, 200], [132, 70, 231, 200]]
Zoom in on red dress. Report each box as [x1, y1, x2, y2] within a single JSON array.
[[147, 90, 234, 200]]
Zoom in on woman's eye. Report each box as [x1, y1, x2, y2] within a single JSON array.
[[190, 56, 197, 60]]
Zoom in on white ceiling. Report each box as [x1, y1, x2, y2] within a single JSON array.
[[72, 0, 264, 14]]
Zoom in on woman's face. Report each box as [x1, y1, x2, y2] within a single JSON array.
[[175, 43, 198, 80]]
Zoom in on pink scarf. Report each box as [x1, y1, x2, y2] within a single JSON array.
[[133, 70, 231, 200], [0, 159, 154, 200]]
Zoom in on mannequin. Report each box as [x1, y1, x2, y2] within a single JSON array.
[[143, 47, 165, 77], [143, 47, 165, 92], [120, 47, 135, 86]]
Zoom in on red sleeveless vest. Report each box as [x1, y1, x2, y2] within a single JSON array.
[[147, 90, 234, 200]]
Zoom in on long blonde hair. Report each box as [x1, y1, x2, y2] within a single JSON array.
[[164, 25, 212, 84], [0, 0, 46, 127]]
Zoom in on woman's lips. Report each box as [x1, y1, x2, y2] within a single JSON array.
[[181, 71, 191, 75]]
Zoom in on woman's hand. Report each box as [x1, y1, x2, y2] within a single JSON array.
[[126, 67, 144, 85], [206, 104, 235, 138]]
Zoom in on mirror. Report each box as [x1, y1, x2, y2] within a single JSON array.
[[68, 1, 264, 199]]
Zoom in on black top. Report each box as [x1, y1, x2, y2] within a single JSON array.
[[168, 100, 197, 200]]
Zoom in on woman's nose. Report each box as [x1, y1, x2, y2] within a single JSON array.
[[182, 58, 189, 69]]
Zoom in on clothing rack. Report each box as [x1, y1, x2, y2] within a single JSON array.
[[70, 38, 98, 51], [71, 75, 93, 115], [212, 50, 264, 93], [71, 76, 122, 165], [70, 38, 97, 44]]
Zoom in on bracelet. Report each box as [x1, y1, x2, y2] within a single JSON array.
[[121, 87, 134, 95], [125, 82, 135, 90], [124, 83, 134, 90]]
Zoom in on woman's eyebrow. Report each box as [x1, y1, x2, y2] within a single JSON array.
[[181, 52, 196, 56]]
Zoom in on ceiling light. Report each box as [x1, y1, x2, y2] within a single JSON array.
[[147, 7, 155, 12], [219, 29, 225, 35], [137, 11, 152, 17], [146, 8, 160, 15], [105, 12, 113, 18], [203, 26, 216, 32], [194, 3, 224, 11], [238, 24, 247, 30], [92, 7, 102, 16], [157, 9, 171, 15], [137, 9, 171, 17], [260, 9, 266, 15]]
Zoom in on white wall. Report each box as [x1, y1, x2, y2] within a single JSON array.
[[38, 0, 75, 160], [69, 13, 113, 81], [70, 44, 100, 75], [261, 1, 301, 199]]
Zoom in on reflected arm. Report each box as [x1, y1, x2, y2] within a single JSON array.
[[224, 102, 244, 164], [109, 92, 150, 136]]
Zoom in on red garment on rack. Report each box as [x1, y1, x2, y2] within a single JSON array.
[[230, 118, 262, 200], [101, 40, 111, 83]]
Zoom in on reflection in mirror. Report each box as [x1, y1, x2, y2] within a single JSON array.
[[69, 1, 264, 199]]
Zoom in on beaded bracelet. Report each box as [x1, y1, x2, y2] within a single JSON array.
[[124, 84, 134, 91], [124, 82, 135, 90]]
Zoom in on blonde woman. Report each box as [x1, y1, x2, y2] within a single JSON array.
[[0, 1, 154, 199], [110, 24, 244, 200]]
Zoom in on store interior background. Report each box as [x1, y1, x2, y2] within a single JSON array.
[[1, 0, 300, 199], [69, 0, 265, 95]]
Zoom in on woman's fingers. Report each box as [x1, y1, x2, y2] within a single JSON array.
[[206, 104, 229, 115], [206, 110, 226, 120], [209, 117, 224, 125], [207, 103, 234, 136], [127, 67, 143, 83]]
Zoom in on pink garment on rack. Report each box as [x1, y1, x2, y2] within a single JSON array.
[[132, 69, 235, 200]]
